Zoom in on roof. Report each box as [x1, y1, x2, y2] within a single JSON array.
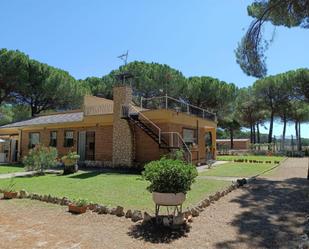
[[0, 112, 84, 129], [217, 139, 250, 142]]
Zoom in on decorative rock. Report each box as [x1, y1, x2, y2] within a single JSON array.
[[47, 195, 53, 203], [88, 203, 98, 211], [115, 206, 125, 217], [131, 210, 143, 222], [110, 207, 117, 215], [43, 195, 48, 202], [214, 192, 221, 201], [143, 212, 152, 222], [98, 206, 109, 214], [187, 215, 193, 222], [125, 209, 132, 218], [60, 197, 70, 206], [183, 210, 192, 219], [191, 208, 199, 217], [19, 190, 28, 199], [202, 199, 210, 208], [209, 195, 215, 202]]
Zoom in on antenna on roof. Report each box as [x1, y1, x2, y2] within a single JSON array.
[[117, 50, 129, 66]]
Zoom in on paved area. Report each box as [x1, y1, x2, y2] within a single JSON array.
[[196, 160, 228, 173], [0, 158, 308, 249], [0, 170, 61, 179]]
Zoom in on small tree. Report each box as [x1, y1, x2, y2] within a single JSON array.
[[23, 144, 58, 174]]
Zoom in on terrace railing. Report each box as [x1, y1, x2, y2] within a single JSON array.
[[140, 95, 217, 122]]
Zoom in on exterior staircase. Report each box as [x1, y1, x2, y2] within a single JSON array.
[[122, 104, 192, 163]]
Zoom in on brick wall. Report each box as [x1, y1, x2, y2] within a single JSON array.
[[20, 126, 113, 161]]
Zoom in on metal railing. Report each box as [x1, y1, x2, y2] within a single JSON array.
[[122, 104, 162, 144], [161, 132, 192, 163], [140, 95, 217, 121], [122, 104, 192, 163]]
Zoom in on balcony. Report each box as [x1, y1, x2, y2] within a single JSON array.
[[139, 95, 217, 122]]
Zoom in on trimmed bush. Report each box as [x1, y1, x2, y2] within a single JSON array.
[[142, 157, 198, 194]]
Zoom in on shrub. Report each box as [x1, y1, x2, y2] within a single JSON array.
[[73, 198, 88, 207], [23, 144, 58, 173], [142, 157, 198, 194], [61, 151, 80, 166]]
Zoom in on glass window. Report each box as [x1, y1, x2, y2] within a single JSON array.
[[29, 132, 40, 148], [183, 128, 196, 145], [64, 131, 74, 147], [50, 131, 57, 147]]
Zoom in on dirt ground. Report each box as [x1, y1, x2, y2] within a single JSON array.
[[0, 158, 308, 249]]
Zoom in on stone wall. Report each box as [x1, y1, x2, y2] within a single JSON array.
[[112, 85, 134, 167]]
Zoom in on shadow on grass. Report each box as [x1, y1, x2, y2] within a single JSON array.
[[127, 220, 191, 244], [215, 177, 309, 249]]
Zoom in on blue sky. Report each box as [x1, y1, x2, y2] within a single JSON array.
[[1, 0, 308, 137]]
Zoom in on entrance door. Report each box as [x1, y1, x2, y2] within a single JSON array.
[[78, 131, 86, 161], [10, 139, 18, 162], [85, 131, 95, 161]]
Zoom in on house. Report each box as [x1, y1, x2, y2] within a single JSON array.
[[216, 138, 251, 151], [0, 84, 217, 166]]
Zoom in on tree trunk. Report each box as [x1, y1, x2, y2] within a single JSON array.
[[298, 122, 302, 151], [250, 124, 253, 144], [295, 121, 299, 151], [268, 111, 274, 143], [282, 115, 287, 151], [230, 129, 234, 150], [256, 123, 260, 144], [253, 124, 256, 144]]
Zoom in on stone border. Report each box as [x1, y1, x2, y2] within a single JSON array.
[[183, 158, 288, 222], [0, 189, 146, 223], [1, 159, 287, 225]]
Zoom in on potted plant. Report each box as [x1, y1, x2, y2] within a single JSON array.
[[142, 157, 198, 206], [62, 152, 80, 175], [3, 179, 18, 199], [68, 198, 88, 214]]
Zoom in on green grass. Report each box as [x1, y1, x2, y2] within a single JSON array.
[[217, 155, 285, 163], [0, 171, 229, 212], [0, 164, 24, 174], [199, 162, 278, 177]]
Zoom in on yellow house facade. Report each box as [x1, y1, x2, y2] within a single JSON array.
[[0, 85, 217, 167]]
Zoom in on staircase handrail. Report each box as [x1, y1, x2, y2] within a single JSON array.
[[161, 131, 192, 164], [128, 104, 162, 144]]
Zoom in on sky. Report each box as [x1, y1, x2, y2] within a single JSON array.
[[0, 0, 308, 137]]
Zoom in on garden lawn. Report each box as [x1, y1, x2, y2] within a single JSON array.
[[0, 171, 230, 212], [217, 155, 285, 163], [0, 164, 24, 174], [199, 162, 278, 177]]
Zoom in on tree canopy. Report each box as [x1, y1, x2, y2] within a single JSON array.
[[0, 49, 88, 116], [236, 0, 309, 77]]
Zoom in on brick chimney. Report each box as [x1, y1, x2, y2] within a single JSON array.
[[112, 85, 134, 167]]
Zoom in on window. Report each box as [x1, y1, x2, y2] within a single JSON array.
[[183, 128, 197, 146], [29, 132, 40, 148], [64, 131, 74, 147], [50, 131, 57, 147]]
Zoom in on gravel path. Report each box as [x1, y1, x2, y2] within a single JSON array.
[[0, 158, 308, 249]]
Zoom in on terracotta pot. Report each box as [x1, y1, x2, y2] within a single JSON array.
[[3, 191, 18, 199], [152, 192, 186, 206], [68, 204, 87, 214]]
